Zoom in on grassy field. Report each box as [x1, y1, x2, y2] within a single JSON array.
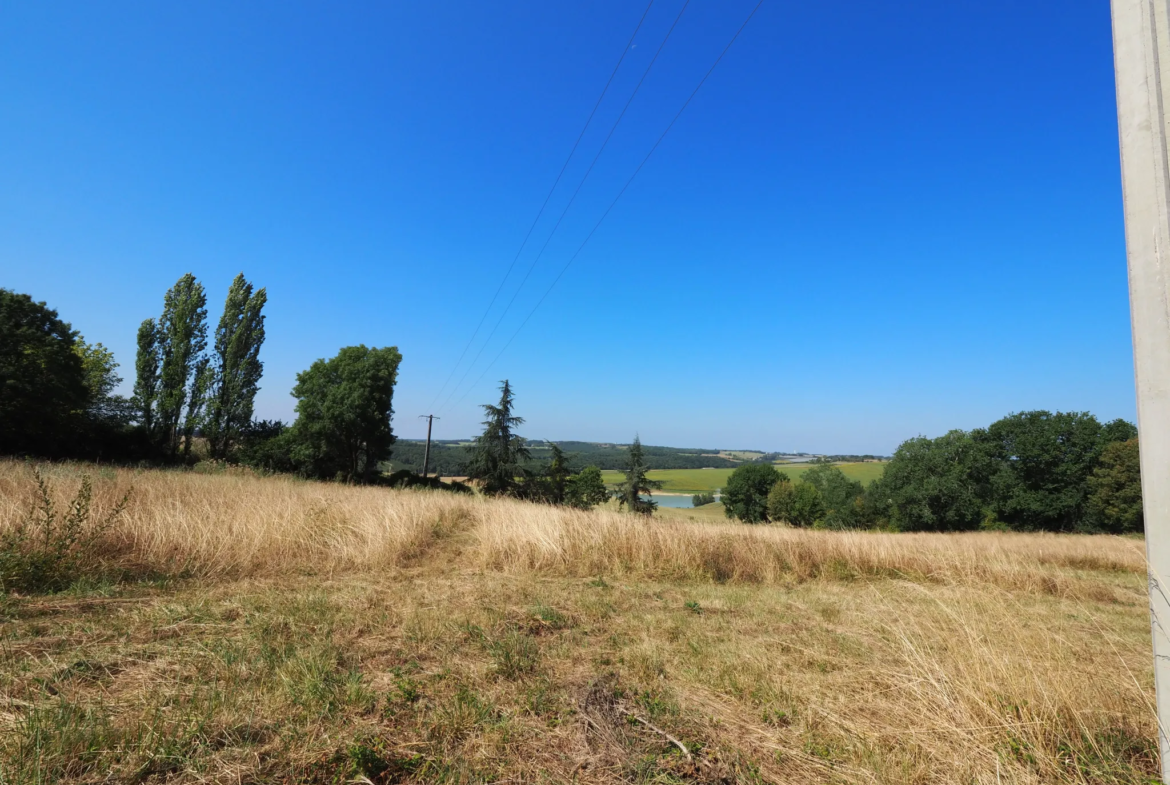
[[0, 461, 1157, 784], [601, 463, 887, 494]]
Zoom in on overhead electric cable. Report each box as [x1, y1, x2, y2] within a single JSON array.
[[436, 0, 692, 414], [426, 0, 656, 410], [442, 0, 765, 414]]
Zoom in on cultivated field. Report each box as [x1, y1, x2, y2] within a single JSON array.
[[0, 461, 1156, 784], [601, 463, 887, 494]]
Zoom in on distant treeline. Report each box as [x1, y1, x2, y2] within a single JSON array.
[[751, 452, 888, 464], [386, 439, 740, 475]]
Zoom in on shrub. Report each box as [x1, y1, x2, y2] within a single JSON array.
[[801, 464, 866, 529], [565, 466, 610, 510], [0, 469, 129, 593], [767, 480, 824, 527], [692, 492, 717, 507]]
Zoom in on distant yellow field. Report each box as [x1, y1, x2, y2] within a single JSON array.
[[601, 462, 886, 493]]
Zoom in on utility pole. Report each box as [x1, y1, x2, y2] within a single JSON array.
[[418, 414, 439, 478], [1111, 0, 1170, 776]]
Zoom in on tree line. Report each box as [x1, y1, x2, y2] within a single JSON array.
[[385, 439, 741, 477], [386, 440, 740, 476], [0, 280, 622, 511], [0, 282, 1146, 532], [720, 411, 1142, 533], [1, 277, 402, 485]]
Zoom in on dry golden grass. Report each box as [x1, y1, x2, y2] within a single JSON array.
[[0, 460, 1158, 784]]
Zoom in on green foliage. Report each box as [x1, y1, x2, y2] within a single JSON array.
[[801, 463, 866, 529], [0, 290, 88, 456], [974, 411, 1110, 531], [565, 466, 610, 510], [235, 419, 298, 474], [614, 436, 663, 515], [881, 431, 988, 531], [134, 318, 162, 440], [767, 480, 824, 527], [288, 345, 402, 483], [0, 469, 130, 593], [521, 443, 571, 503], [880, 411, 1140, 532], [517, 445, 609, 510], [205, 274, 267, 459], [722, 463, 780, 523], [467, 380, 531, 496], [1087, 439, 1143, 534], [692, 491, 717, 507], [1101, 418, 1139, 445], [156, 273, 209, 457], [75, 340, 132, 425]]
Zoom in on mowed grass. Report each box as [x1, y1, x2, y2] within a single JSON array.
[[601, 462, 887, 494], [0, 460, 1157, 785]]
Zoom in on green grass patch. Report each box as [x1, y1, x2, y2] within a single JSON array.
[[601, 463, 886, 493]]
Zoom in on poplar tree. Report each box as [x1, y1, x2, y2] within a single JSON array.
[[133, 319, 161, 440], [206, 274, 267, 458], [156, 273, 208, 456], [467, 380, 530, 496], [614, 435, 662, 515]]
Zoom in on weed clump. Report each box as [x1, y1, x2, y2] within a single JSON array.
[[0, 469, 129, 593]]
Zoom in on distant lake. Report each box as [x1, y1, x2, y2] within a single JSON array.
[[649, 494, 719, 509]]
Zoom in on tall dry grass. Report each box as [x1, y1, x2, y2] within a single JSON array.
[[0, 460, 1158, 783], [0, 460, 1146, 592]]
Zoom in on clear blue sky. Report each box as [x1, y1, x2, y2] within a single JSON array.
[[0, 1, 1133, 454]]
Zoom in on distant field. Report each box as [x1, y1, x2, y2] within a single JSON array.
[[601, 462, 886, 493], [716, 450, 765, 461]]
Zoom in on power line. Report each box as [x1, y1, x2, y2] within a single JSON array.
[[437, 0, 692, 414], [443, 0, 765, 414], [426, 0, 656, 411]]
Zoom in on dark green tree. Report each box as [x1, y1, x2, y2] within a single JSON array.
[[75, 339, 133, 426], [0, 290, 88, 456], [206, 274, 267, 459], [467, 380, 531, 496], [767, 480, 825, 527], [973, 411, 1109, 531], [881, 430, 984, 531], [1087, 438, 1143, 534], [289, 345, 402, 482], [614, 436, 662, 515], [180, 356, 212, 458], [156, 274, 209, 456], [133, 318, 162, 440], [565, 466, 610, 510], [544, 443, 572, 503], [692, 492, 717, 507], [1101, 418, 1139, 445], [800, 464, 866, 529], [721, 463, 780, 523]]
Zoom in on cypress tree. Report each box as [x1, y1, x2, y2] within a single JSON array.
[[614, 435, 662, 515], [468, 380, 530, 496]]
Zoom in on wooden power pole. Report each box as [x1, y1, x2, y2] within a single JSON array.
[[1111, 0, 1170, 775], [419, 414, 439, 478]]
